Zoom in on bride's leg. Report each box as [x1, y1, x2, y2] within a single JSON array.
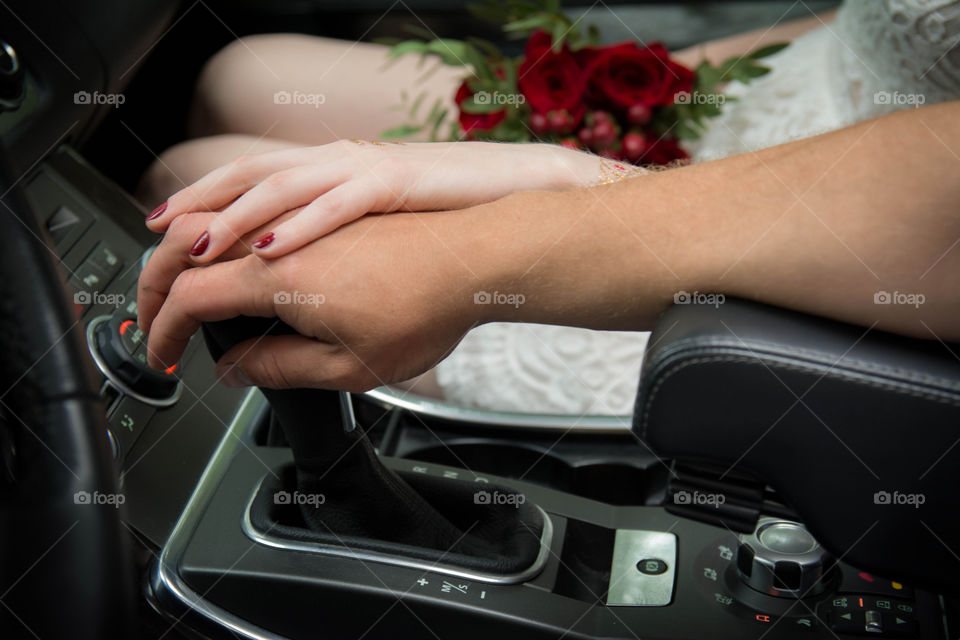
[[136, 133, 301, 208], [189, 34, 463, 144]]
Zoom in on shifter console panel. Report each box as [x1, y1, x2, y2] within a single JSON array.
[[26, 147, 249, 546]]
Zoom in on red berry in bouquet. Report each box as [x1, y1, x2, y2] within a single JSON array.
[[591, 115, 619, 148], [622, 132, 648, 162], [577, 127, 594, 147], [529, 111, 550, 136], [548, 109, 576, 134], [627, 103, 652, 126]]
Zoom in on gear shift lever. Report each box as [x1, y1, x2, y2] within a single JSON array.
[[203, 317, 545, 575]]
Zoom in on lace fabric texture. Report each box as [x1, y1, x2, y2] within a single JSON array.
[[435, 0, 960, 416]]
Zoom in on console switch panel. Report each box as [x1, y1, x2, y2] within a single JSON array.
[[606, 530, 676, 606]]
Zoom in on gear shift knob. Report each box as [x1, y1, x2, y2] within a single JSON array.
[[202, 316, 546, 576]]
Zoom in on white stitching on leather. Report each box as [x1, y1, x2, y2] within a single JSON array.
[[638, 353, 960, 441]]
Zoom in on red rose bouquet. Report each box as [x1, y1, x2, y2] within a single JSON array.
[[384, 0, 787, 166]]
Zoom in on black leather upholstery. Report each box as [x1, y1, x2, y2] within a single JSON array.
[[634, 298, 960, 591]]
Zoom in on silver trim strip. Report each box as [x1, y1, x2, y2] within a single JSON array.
[[363, 387, 632, 434], [607, 529, 677, 607], [86, 315, 182, 408], [240, 476, 553, 585], [151, 388, 284, 640]]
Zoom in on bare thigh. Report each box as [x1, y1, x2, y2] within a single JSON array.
[[136, 133, 302, 207], [190, 34, 462, 144]]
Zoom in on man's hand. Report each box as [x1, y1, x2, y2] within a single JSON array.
[[143, 207, 498, 391]]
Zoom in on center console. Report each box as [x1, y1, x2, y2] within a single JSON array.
[[30, 146, 950, 640], [148, 392, 944, 639]]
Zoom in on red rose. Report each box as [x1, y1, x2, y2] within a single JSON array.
[[583, 42, 694, 110], [454, 80, 506, 133], [517, 31, 585, 122], [641, 136, 689, 165]]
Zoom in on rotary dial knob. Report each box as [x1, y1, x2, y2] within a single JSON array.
[[736, 518, 833, 598]]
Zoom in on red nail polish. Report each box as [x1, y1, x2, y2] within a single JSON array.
[[146, 202, 167, 221], [252, 232, 275, 249], [190, 231, 210, 257]]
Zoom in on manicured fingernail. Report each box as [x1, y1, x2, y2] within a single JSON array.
[[189, 231, 210, 257], [146, 202, 167, 221], [252, 232, 275, 249], [219, 364, 253, 388]]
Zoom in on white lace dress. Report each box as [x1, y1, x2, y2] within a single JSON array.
[[434, 0, 960, 416]]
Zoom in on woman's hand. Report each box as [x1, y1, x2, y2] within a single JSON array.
[[145, 140, 603, 261]]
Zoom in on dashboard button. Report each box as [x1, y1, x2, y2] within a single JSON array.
[[637, 559, 668, 575], [108, 396, 155, 460], [87, 244, 123, 280]]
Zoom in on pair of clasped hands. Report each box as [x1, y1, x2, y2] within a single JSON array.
[[136, 140, 612, 392]]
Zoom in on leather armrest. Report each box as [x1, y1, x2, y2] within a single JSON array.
[[633, 298, 960, 590]]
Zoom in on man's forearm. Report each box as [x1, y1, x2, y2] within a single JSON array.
[[472, 102, 960, 341]]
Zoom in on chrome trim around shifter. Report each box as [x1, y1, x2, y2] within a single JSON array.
[[240, 475, 554, 585], [149, 388, 284, 640], [150, 387, 554, 639], [363, 387, 632, 434]]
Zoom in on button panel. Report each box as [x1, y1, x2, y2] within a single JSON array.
[[607, 530, 677, 606]]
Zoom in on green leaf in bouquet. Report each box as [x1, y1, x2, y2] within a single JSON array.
[[551, 17, 572, 51], [381, 124, 424, 138], [460, 96, 506, 114], [467, 37, 505, 62], [748, 42, 789, 60], [585, 24, 600, 46], [698, 99, 723, 118], [717, 56, 745, 81], [695, 61, 723, 92], [425, 97, 444, 124], [488, 116, 531, 142], [503, 14, 553, 33], [408, 90, 427, 118], [403, 24, 438, 40], [673, 121, 701, 141], [425, 39, 472, 66], [728, 62, 769, 83], [388, 40, 429, 59], [429, 108, 450, 141], [742, 63, 771, 78]]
